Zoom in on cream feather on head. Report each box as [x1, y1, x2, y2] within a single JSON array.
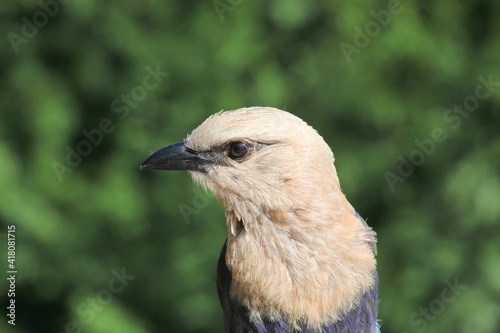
[[178, 107, 377, 328]]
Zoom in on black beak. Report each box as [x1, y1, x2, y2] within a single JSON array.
[[140, 141, 208, 172]]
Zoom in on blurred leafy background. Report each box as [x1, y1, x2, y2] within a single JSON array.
[[0, 1, 499, 333]]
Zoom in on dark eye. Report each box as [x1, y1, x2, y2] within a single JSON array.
[[228, 142, 249, 159]]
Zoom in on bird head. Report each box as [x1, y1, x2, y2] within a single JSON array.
[[141, 107, 344, 233], [141, 107, 376, 328]]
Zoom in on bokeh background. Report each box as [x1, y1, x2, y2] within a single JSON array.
[[1, 1, 499, 333]]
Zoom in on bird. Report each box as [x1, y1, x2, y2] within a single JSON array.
[[141, 107, 380, 333]]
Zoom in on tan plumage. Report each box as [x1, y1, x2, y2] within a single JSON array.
[[185, 107, 377, 328], [141, 106, 378, 331]]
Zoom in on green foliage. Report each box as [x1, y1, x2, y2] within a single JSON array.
[[0, 1, 499, 332]]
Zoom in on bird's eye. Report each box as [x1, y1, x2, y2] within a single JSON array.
[[228, 142, 249, 160]]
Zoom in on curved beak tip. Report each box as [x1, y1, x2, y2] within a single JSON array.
[[140, 141, 207, 172]]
